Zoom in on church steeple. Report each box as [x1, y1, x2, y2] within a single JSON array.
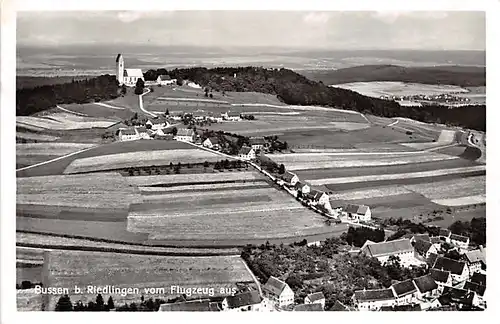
[[116, 54, 125, 85]]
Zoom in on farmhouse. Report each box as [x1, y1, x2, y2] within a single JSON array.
[[304, 292, 325, 309], [293, 303, 324, 311], [279, 171, 299, 187], [391, 279, 418, 305], [295, 182, 311, 195], [223, 112, 241, 121], [414, 239, 438, 259], [352, 288, 396, 311], [146, 117, 170, 130], [463, 247, 486, 274], [116, 54, 144, 87], [238, 147, 256, 160], [249, 137, 267, 151], [158, 299, 220, 312], [361, 239, 417, 267], [203, 137, 221, 150], [429, 268, 453, 293], [429, 237, 442, 250], [262, 276, 294, 307], [175, 128, 195, 142], [221, 290, 263, 312], [432, 257, 469, 283], [136, 127, 151, 140], [305, 189, 330, 207], [449, 233, 470, 251], [157, 74, 177, 86], [118, 128, 139, 141], [344, 204, 371, 222], [413, 274, 439, 299], [439, 287, 476, 309]]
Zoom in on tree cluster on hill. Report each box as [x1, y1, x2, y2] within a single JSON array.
[[241, 237, 427, 309], [302, 65, 486, 88], [448, 217, 486, 246], [340, 226, 385, 247], [16, 75, 119, 116], [143, 66, 485, 131], [55, 293, 171, 312]]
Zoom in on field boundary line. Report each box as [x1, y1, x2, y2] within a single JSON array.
[[15, 146, 96, 172], [387, 119, 399, 127], [56, 105, 89, 117], [94, 102, 126, 110]]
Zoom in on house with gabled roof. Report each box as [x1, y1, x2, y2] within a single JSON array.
[[158, 299, 220, 312], [361, 239, 417, 267], [279, 170, 299, 187], [305, 189, 330, 208], [391, 279, 418, 305], [352, 288, 397, 311], [413, 238, 438, 259], [429, 268, 452, 293], [135, 126, 151, 140], [449, 233, 470, 251], [439, 228, 451, 241], [295, 181, 311, 195], [330, 300, 350, 311], [344, 204, 371, 222], [238, 147, 256, 160], [293, 303, 324, 311], [413, 274, 439, 299], [262, 276, 294, 307], [118, 127, 139, 141], [146, 116, 170, 130], [432, 256, 469, 284], [404, 233, 430, 243], [203, 136, 220, 150], [249, 137, 267, 151], [221, 290, 263, 312], [470, 272, 486, 286], [439, 287, 477, 310], [156, 74, 177, 85], [174, 128, 195, 142], [304, 292, 325, 309], [463, 247, 486, 274], [223, 111, 241, 121]]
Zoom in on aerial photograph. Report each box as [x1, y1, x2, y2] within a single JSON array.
[[14, 10, 486, 312]]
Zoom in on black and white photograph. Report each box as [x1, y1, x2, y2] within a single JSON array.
[[1, 0, 496, 318]]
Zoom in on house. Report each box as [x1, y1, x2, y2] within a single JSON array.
[[463, 282, 486, 301], [379, 304, 421, 311], [429, 237, 442, 250], [391, 279, 418, 305], [295, 182, 311, 195], [156, 74, 177, 86], [293, 303, 324, 311], [330, 300, 350, 311], [203, 137, 220, 150], [262, 276, 294, 307], [439, 228, 451, 242], [470, 272, 486, 286], [344, 204, 371, 222], [224, 112, 241, 121], [118, 128, 139, 141], [249, 137, 267, 151], [174, 128, 195, 142], [361, 239, 417, 267], [439, 287, 477, 309], [429, 268, 453, 293], [305, 189, 330, 207], [463, 248, 486, 274], [352, 288, 396, 311], [413, 238, 438, 259], [432, 257, 469, 283], [116, 54, 145, 87], [404, 233, 430, 243], [221, 290, 263, 312], [158, 299, 220, 312], [413, 274, 439, 299], [279, 171, 299, 187], [147, 117, 170, 130], [238, 147, 256, 160], [307, 240, 321, 247], [135, 126, 151, 140], [304, 292, 325, 309], [449, 233, 470, 251], [426, 252, 439, 268]]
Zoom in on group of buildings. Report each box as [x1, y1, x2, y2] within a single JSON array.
[[275, 170, 372, 223]]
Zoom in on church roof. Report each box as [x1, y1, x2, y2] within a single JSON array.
[[124, 68, 143, 78]]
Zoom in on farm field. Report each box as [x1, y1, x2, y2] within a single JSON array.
[[126, 171, 262, 186], [63, 148, 222, 174], [330, 81, 469, 98], [16, 233, 241, 256], [16, 131, 60, 142], [44, 250, 255, 309], [16, 142, 97, 168], [17, 112, 118, 131], [17, 289, 43, 311], [58, 103, 136, 120], [17, 139, 194, 177]]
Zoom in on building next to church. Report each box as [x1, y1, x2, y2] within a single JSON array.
[[116, 54, 144, 87]]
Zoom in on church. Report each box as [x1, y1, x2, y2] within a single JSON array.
[[115, 54, 144, 87]]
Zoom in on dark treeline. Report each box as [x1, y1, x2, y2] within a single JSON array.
[[144, 67, 485, 131], [17, 74, 119, 116]]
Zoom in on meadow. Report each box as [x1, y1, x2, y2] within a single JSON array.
[[17, 112, 118, 131]]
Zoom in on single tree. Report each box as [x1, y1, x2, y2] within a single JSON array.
[[121, 84, 127, 95], [96, 293, 105, 310], [278, 164, 286, 174], [55, 294, 73, 311], [107, 296, 115, 309], [165, 108, 170, 116]]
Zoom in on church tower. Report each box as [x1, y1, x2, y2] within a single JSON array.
[[116, 54, 125, 85]]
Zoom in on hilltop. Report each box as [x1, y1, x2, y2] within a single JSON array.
[[301, 65, 486, 88]]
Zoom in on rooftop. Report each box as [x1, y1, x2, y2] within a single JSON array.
[[345, 204, 370, 215], [158, 299, 220, 312], [330, 300, 350, 311], [413, 274, 438, 294], [120, 128, 137, 136], [405, 233, 430, 242], [158, 74, 171, 81], [470, 272, 486, 286], [249, 137, 267, 145], [433, 257, 466, 275], [380, 304, 422, 311], [439, 228, 451, 237], [306, 292, 325, 303], [354, 288, 395, 302], [440, 287, 474, 306], [464, 249, 486, 265], [293, 303, 324, 311], [124, 68, 143, 78], [391, 279, 417, 297], [281, 171, 298, 183], [450, 233, 469, 243], [362, 239, 413, 258], [263, 276, 287, 296], [414, 239, 434, 256], [176, 128, 194, 137], [463, 281, 486, 297], [225, 290, 262, 309], [239, 147, 254, 155], [429, 268, 451, 283]]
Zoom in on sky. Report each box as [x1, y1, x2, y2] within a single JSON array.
[[17, 11, 486, 50]]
